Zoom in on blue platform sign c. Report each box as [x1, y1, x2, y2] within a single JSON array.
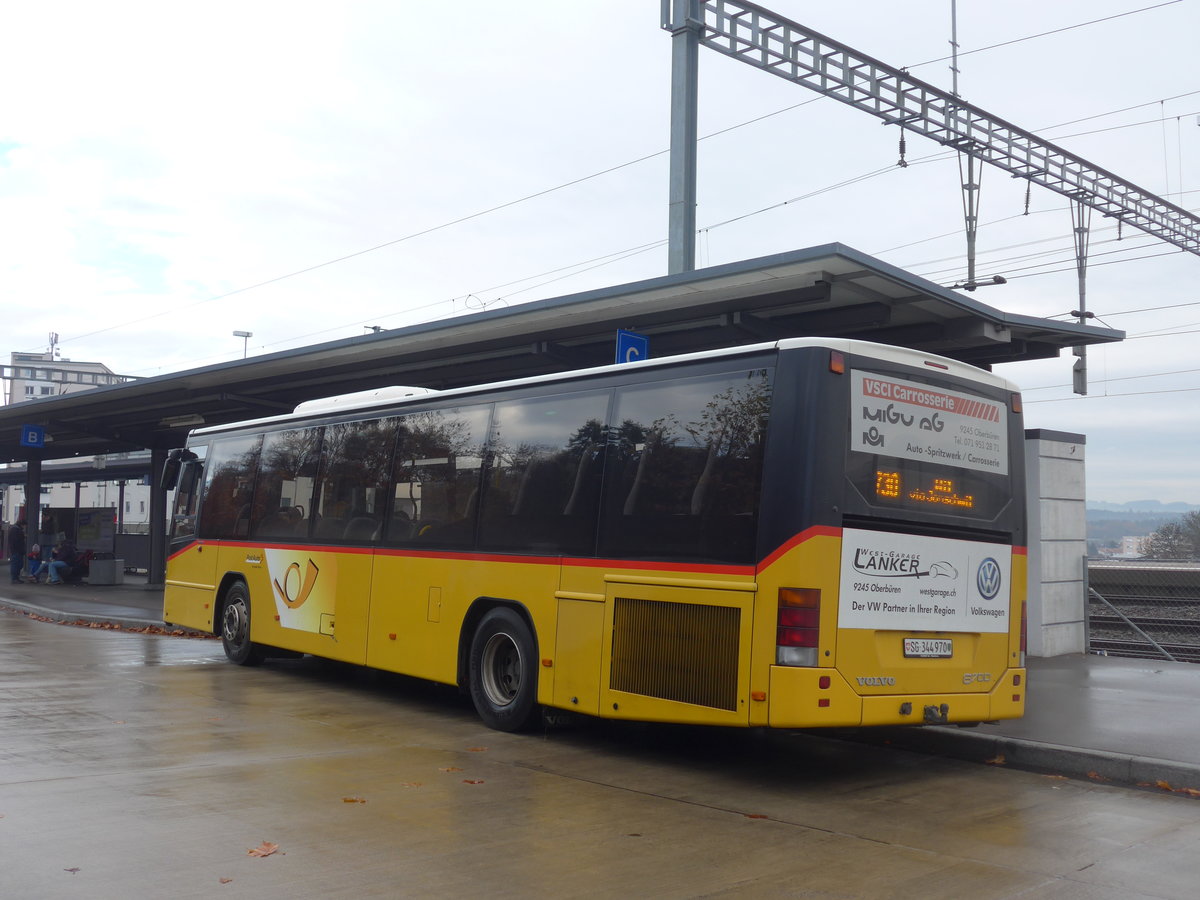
[[615, 329, 649, 364], [20, 425, 46, 448]]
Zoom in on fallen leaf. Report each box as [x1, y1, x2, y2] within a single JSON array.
[[1043, 774, 1068, 780], [1180, 787, 1200, 798], [439, 766, 463, 773], [462, 779, 485, 785], [342, 796, 366, 803], [1156, 780, 1173, 792], [744, 814, 768, 819], [247, 841, 280, 858], [984, 754, 1006, 766], [400, 782, 423, 788], [467, 747, 488, 752], [220, 877, 233, 885], [1086, 771, 1108, 781]]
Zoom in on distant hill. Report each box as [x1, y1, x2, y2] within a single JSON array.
[[1086, 504, 1197, 550], [1087, 500, 1200, 513]]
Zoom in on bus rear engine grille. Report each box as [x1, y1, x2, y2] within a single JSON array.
[[611, 597, 740, 711]]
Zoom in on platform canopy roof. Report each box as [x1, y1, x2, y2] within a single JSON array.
[[0, 243, 1122, 472]]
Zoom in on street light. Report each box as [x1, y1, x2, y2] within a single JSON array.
[[232, 330, 253, 359]]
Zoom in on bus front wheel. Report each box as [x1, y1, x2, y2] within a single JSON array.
[[221, 581, 266, 666], [468, 607, 538, 732]]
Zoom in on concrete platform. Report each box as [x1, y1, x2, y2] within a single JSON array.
[[3, 577, 1198, 793]]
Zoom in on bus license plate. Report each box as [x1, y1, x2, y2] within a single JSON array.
[[904, 638, 953, 658]]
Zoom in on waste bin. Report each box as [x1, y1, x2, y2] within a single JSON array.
[[89, 559, 125, 585]]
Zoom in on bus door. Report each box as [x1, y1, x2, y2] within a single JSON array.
[[162, 448, 220, 631]]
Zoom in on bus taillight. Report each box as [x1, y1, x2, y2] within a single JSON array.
[[1019, 600, 1027, 666], [777, 588, 821, 666]]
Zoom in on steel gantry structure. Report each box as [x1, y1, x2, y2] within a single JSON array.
[[663, 0, 1200, 267], [661, 0, 1199, 394]]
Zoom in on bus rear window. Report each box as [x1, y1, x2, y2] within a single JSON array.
[[844, 368, 1015, 524]]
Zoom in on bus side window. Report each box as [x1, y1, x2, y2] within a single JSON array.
[[600, 370, 771, 564], [387, 405, 490, 548], [478, 391, 609, 555], [313, 417, 397, 543], [198, 435, 263, 541], [250, 427, 322, 540]]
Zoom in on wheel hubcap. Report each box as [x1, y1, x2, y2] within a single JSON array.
[[481, 632, 521, 707], [223, 601, 247, 644]]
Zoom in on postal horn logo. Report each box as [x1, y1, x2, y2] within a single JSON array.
[[976, 557, 1002, 600], [273, 558, 320, 609]]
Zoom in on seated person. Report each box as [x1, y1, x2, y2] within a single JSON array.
[[46, 541, 78, 585], [26, 545, 47, 583]]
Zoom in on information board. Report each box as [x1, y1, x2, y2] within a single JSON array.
[[849, 370, 1008, 475]]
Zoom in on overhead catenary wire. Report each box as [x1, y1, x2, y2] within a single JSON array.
[[901, 0, 1183, 69], [61, 4, 1193, 376]]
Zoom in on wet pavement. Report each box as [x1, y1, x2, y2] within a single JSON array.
[[3, 610, 1200, 899], [2, 576, 1200, 795]]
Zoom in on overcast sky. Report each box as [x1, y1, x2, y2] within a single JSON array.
[[1, 0, 1197, 504]]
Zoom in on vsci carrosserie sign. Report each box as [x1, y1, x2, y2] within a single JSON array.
[[851, 370, 1009, 475], [839, 528, 1011, 633]]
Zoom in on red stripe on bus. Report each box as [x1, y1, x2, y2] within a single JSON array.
[[168, 532, 1026, 568], [756, 525, 842, 570], [374, 547, 755, 576]]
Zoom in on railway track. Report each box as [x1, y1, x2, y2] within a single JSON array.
[[1086, 563, 1200, 664], [1088, 637, 1200, 664], [1087, 607, 1200, 663]]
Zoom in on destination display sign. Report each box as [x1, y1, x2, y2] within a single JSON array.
[[849, 370, 1008, 476]]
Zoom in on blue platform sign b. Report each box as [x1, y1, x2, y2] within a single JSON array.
[[20, 425, 46, 448], [615, 329, 649, 364]]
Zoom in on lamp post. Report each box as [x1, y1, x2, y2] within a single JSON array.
[[232, 330, 253, 359]]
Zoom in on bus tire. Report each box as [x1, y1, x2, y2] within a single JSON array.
[[468, 607, 538, 732], [221, 581, 266, 667]]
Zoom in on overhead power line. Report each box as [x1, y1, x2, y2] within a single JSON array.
[[903, 1, 1183, 69], [82, 3, 1197, 374]]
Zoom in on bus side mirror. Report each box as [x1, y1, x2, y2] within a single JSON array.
[[162, 448, 198, 491], [162, 450, 183, 490]]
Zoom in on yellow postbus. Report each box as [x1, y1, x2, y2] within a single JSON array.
[[163, 337, 1026, 732]]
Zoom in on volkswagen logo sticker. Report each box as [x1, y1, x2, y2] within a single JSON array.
[[976, 557, 1002, 600]]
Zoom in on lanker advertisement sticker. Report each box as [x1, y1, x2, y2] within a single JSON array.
[[839, 528, 1011, 633]]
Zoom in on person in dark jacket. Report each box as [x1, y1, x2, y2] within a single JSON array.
[[46, 540, 77, 585], [8, 521, 27, 584]]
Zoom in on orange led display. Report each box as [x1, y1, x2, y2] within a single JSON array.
[[875, 470, 901, 498], [874, 470, 975, 509]]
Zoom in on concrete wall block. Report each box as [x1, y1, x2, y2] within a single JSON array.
[[1039, 580, 1086, 625], [1036, 438, 1086, 462], [1038, 542, 1087, 582], [1040, 498, 1086, 540], [1037, 456, 1086, 499], [1037, 621, 1086, 657]]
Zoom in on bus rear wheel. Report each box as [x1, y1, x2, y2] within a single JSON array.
[[221, 581, 266, 666], [469, 607, 538, 732]]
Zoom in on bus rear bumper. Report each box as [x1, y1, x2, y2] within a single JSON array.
[[766, 665, 1026, 728]]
